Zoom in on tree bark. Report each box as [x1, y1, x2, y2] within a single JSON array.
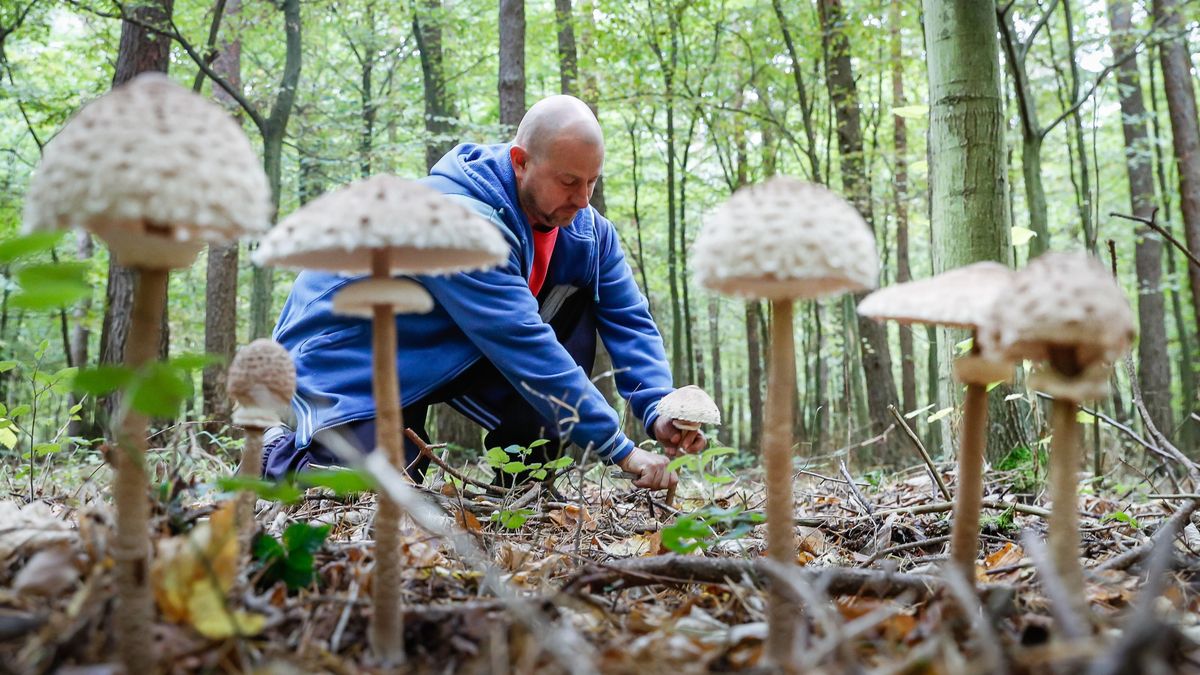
[[818, 0, 897, 441], [575, 0, 605, 215], [498, 0, 525, 132], [554, 0, 577, 96], [98, 0, 174, 438], [745, 301, 763, 455], [414, 0, 458, 173], [203, 0, 242, 435], [707, 296, 722, 443], [248, 0, 302, 340], [890, 0, 915, 416], [1155, 0, 1200, 339], [1108, 0, 1173, 435]]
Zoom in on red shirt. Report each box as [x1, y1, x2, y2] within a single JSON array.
[[528, 226, 559, 297]]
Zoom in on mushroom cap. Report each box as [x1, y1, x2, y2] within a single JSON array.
[[227, 339, 296, 428], [692, 176, 878, 300], [21, 73, 271, 269], [857, 261, 1014, 329], [252, 175, 509, 275], [978, 252, 1136, 367], [656, 385, 721, 426], [331, 278, 434, 317]]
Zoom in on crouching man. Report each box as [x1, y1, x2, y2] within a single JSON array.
[[261, 95, 703, 489]]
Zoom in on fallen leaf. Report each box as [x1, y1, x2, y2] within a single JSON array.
[[549, 504, 596, 531], [0, 500, 76, 560], [602, 532, 663, 557], [455, 509, 482, 533], [13, 545, 78, 596]]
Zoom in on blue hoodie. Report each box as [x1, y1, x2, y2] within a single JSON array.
[[271, 143, 675, 463]]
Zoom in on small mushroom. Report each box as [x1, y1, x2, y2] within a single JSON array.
[[979, 252, 1134, 621], [254, 175, 507, 666], [858, 261, 1015, 579], [692, 176, 877, 668], [21, 73, 270, 674], [656, 385, 721, 431], [227, 339, 296, 538]]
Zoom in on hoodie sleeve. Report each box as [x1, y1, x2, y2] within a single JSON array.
[[419, 248, 637, 463], [591, 214, 676, 436]]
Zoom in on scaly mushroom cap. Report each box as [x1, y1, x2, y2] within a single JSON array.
[[252, 175, 509, 275], [857, 262, 1014, 329], [692, 176, 878, 300], [227, 339, 296, 429], [978, 252, 1135, 367], [332, 278, 434, 317], [656, 385, 721, 427], [22, 73, 271, 269]]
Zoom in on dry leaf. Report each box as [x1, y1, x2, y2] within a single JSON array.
[[549, 504, 596, 531], [455, 509, 482, 533], [13, 545, 78, 596], [0, 500, 76, 560], [601, 532, 663, 557], [151, 502, 266, 639]]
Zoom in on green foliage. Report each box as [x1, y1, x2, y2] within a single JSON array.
[[980, 505, 1016, 534], [1101, 511, 1141, 529], [219, 466, 375, 504], [660, 505, 764, 554], [996, 445, 1047, 494], [252, 523, 331, 591], [490, 508, 535, 530], [482, 440, 572, 482]]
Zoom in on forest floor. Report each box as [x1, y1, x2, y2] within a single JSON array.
[[2, 433, 1200, 674]]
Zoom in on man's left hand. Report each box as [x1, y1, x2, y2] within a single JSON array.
[[653, 416, 707, 458]]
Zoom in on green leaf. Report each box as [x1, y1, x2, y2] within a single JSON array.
[[927, 406, 954, 423], [490, 508, 533, 530], [1011, 226, 1038, 247], [954, 337, 974, 355], [1102, 511, 1140, 529], [33, 442, 60, 457], [1076, 410, 1096, 424], [903, 403, 935, 419], [0, 427, 17, 450], [527, 438, 550, 448], [169, 353, 224, 371], [501, 460, 527, 474], [543, 456, 574, 470], [8, 405, 31, 419], [485, 447, 509, 467], [667, 455, 699, 474], [73, 365, 136, 396], [892, 104, 929, 118], [218, 476, 303, 504], [11, 263, 91, 309], [530, 469, 548, 480], [128, 363, 193, 417], [0, 232, 65, 263], [299, 469, 373, 495], [0, 361, 17, 374]]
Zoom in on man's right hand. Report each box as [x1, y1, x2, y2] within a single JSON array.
[[616, 447, 678, 490]]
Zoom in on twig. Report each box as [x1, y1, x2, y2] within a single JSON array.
[[405, 428, 509, 497], [1113, 208, 1200, 271], [329, 578, 359, 654], [888, 404, 952, 501], [942, 566, 1008, 675], [869, 498, 1057, 519], [1020, 531, 1090, 640], [865, 535, 951, 564], [840, 460, 875, 517], [1095, 499, 1198, 573]]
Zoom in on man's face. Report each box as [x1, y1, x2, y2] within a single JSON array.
[[511, 137, 603, 230]]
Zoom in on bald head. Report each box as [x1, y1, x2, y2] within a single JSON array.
[[509, 96, 605, 230], [513, 95, 604, 160]]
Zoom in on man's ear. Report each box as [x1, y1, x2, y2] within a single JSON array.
[[510, 144, 529, 174]]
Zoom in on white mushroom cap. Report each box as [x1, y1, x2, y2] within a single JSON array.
[[978, 252, 1135, 368], [857, 262, 1014, 329], [21, 73, 271, 270], [227, 339, 296, 429], [692, 177, 878, 300], [656, 385, 721, 427], [332, 278, 434, 317], [252, 175, 509, 275]]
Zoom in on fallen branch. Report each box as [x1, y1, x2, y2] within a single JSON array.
[[1094, 499, 1199, 573], [406, 428, 510, 497], [889, 404, 952, 501], [564, 554, 1015, 607]]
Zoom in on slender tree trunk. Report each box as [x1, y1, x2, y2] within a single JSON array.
[[707, 296, 722, 443], [414, 0, 457, 173], [1108, 0, 1173, 435], [818, 0, 897, 442], [891, 0, 915, 415], [746, 301, 763, 454], [99, 0, 174, 437], [67, 229, 94, 439], [1062, 0, 1096, 252], [249, 0, 302, 340], [555, 0, 577, 95], [498, 0, 525, 132], [1155, 0, 1200, 338], [203, 0, 242, 435], [575, 0, 605, 214], [358, 3, 376, 179]]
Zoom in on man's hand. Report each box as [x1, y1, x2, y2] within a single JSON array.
[[653, 416, 707, 458], [616, 447, 677, 490]]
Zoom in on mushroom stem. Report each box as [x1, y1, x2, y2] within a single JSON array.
[[1048, 396, 1088, 616], [764, 298, 798, 669], [113, 267, 167, 675], [367, 250, 406, 666], [950, 380, 988, 577], [236, 427, 263, 544]]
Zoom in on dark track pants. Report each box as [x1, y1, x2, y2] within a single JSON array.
[[262, 286, 598, 484]]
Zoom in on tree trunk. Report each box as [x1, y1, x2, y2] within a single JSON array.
[[1155, 0, 1200, 339], [67, 230, 94, 439], [98, 0, 174, 437], [414, 0, 458, 173], [818, 0, 897, 442], [891, 0, 915, 416], [575, 0, 605, 215], [997, 6, 1050, 256], [203, 0, 242, 436], [707, 296, 722, 444], [358, 2, 377, 179], [498, 0, 525, 132], [249, 0, 302, 340], [745, 301, 764, 455], [1108, 0, 1173, 435], [554, 0, 577, 96]]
